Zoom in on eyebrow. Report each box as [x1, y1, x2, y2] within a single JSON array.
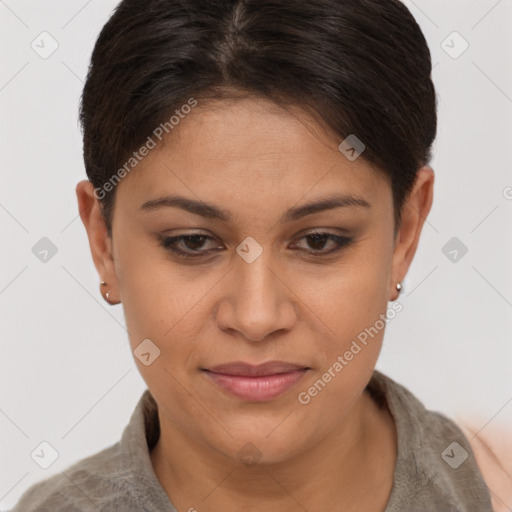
[[140, 193, 371, 223]]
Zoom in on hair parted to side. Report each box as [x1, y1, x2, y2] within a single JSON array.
[[79, 0, 437, 238]]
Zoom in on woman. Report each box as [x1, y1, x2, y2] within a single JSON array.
[[8, 0, 500, 510]]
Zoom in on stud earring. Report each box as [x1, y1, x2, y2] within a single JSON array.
[[100, 281, 119, 305]]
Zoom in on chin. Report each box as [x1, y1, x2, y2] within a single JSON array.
[[230, 441, 296, 468], [213, 426, 308, 467]]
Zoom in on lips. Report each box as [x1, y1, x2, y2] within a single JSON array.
[[203, 361, 310, 401], [205, 361, 309, 376]]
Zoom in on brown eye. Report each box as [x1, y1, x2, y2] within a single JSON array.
[[159, 231, 353, 259], [159, 234, 219, 257], [291, 232, 353, 255]]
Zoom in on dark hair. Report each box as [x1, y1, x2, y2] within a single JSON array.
[[79, 0, 437, 238]]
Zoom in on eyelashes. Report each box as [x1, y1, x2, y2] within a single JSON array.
[[158, 231, 353, 259], [159, 234, 215, 257]]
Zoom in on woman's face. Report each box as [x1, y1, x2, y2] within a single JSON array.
[[78, 97, 432, 464]]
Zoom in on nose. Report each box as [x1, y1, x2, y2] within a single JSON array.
[[216, 249, 298, 342]]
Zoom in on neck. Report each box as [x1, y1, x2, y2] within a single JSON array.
[[150, 389, 396, 512]]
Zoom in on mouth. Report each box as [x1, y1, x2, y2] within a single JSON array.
[[202, 361, 310, 401]]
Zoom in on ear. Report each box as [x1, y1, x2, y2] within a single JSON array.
[[390, 166, 435, 301], [75, 180, 120, 302]]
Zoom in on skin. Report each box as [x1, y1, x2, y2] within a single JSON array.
[[76, 97, 434, 511], [460, 422, 512, 512]]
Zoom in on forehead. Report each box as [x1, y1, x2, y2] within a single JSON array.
[[116, 97, 390, 213]]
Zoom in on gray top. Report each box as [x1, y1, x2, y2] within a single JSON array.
[[7, 370, 493, 511]]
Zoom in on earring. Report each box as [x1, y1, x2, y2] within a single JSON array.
[[394, 282, 403, 301], [100, 281, 119, 305]]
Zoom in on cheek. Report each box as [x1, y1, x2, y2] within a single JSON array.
[[115, 242, 215, 381], [294, 264, 391, 425], [298, 239, 391, 354], [114, 232, 186, 335]]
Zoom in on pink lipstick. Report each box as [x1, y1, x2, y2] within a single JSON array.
[[203, 361, 309, 402]]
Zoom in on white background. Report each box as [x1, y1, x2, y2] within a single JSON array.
[[1, 0, 511, 509]]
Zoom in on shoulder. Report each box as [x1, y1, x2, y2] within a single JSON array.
[[369, 371, 494, 510], [6, 470, 81, 512], [7, 441, 132, 512]]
